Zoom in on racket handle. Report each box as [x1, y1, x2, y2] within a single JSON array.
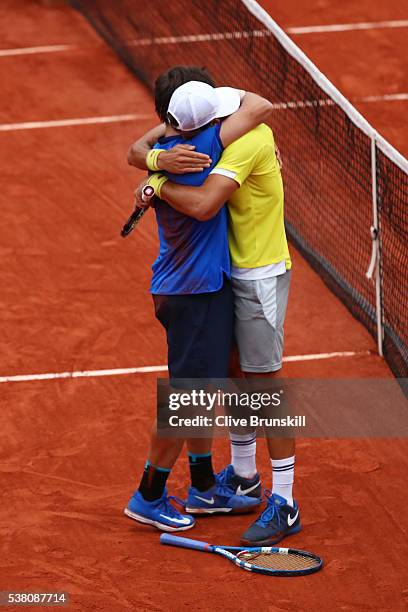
[[160, 534, 210, 552]]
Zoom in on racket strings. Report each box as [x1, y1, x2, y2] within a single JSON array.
[[238, 551, 320, 571]]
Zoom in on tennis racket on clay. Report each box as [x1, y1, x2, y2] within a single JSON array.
[[160, 534, 323, 577], [121, 185, 155, 238]]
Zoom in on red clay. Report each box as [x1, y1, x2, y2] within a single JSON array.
[[1, 2, 407, 611]]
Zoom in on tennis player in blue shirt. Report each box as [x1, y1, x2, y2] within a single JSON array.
[[124, 66, 273, 531]]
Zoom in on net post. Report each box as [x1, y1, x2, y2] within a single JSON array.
[[370, 135, 384, 357]]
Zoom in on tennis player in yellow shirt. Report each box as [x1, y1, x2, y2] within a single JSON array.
[[134, 81, 300, 546]]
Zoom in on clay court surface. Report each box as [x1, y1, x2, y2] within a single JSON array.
[[1, 1, 407, 610]]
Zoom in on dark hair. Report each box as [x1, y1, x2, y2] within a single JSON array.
[[154, 65, 215, 123]]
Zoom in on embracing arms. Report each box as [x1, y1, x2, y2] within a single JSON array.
[[127, 123, 212, 174], [127, 90, 273, 174], [158, 174, 238, 221]]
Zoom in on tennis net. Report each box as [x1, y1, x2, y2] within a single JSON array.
[[70, 0, 408, 378]]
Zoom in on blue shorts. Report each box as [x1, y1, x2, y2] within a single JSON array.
[[153, 278, 234, 378]]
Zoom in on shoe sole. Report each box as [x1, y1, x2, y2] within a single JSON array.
[[240, 523, 302, 547], [185, 503, 260, 515], [124, 508, 195, 532]]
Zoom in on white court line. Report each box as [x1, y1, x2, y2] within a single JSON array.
[[127, 30, 271, 45], [288, 20, 408, 35], [0, 351, 372, 384], [0, 44, 76, 57], [0, 32, 269, 58], [0, 114, 154, 132], [1, 92, 406, 133], [269, 92, 408, 111], [359, 93, 408, 103], [2, 20, 408, 58], [0, 365, 169, 384], [283, 350, 370, 362]]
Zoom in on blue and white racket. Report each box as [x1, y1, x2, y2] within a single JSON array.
[[160, 534, 322, 576], [121, 185, 155, 238]]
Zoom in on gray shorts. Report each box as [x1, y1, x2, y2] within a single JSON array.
[[231, 270, 291, 373]]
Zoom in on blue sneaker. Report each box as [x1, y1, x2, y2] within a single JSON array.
[[124, 490, 195, 532], [241, 491, 301, 546], [185, 480, 260, 514], [216, 464, 262, 500]]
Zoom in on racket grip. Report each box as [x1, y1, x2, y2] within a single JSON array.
[[160, 534, 210, 552]]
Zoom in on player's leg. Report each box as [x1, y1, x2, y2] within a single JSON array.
[[216, 280, 264, 499], [231, 271, 301, 544], [147, 422, 184, 470], [186, 439, 215, 493], [266, 436, 296, 507], [240, 372, 299, 546], [221, 346, 260, 495], [218, 391, 261, 498], [257, 271, 297, 510], [124, 293, 200, 532], [162, 290, 218, 501], [183, 278, 260, 514], [125, 423, 195, 531]]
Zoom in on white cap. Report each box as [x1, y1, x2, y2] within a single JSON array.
[[167, 81, 241, 131]]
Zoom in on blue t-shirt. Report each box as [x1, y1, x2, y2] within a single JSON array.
[[150, 123, 230, 295]]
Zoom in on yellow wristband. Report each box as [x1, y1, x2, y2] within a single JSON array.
[[146, 173, 168, 199], [146, 148, 165, 172]]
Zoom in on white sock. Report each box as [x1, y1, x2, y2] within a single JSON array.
[[271, 455, 295, 507], [229, 432, 257, 478]]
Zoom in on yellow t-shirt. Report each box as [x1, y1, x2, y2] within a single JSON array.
[[212, 123, 291, 270]]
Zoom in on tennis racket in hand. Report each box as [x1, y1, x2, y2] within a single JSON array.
[[121, 185, 155, 238], [160, 534, 323, 577]]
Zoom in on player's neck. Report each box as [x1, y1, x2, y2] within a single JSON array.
[[165, 125, 179, 137]]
